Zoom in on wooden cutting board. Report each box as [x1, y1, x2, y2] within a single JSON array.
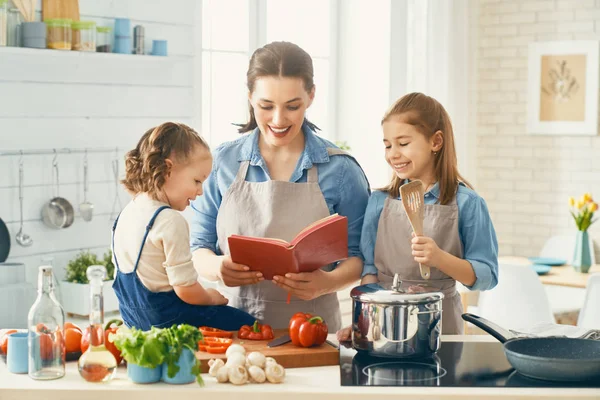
[[196, 329, 339, 373], [42, 0, 80, 21]]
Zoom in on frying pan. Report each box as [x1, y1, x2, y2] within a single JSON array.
[[0, 217, 10, 263], [462, 313, 600, 382]]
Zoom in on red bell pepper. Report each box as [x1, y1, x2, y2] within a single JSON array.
[[80, 319, 123, 365], [238, 320, 274, 340], [288, 312, 328, 347]]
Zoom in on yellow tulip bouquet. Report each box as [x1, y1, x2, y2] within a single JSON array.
[[569, 193, 598, 231]]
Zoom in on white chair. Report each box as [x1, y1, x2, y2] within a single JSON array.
[[473, 263, 555, 332], [538, 234, 596, 264], [577, 273, 600, 329]]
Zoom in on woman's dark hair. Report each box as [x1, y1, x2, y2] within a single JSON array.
[[237, 41, 319, 133]]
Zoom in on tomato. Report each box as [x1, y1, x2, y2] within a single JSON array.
[[65, 327, 82, 353], [0, 329, 17, 354], [35, 324, 56, 361], [65, 322, 82, 333], [199, 326, 233, 338], [288, 313, 328, 348]]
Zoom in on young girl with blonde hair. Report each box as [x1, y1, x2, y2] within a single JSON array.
[[112, 122, 255, 330]]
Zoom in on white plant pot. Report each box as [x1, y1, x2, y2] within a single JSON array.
[[60, 280, 119, 316]]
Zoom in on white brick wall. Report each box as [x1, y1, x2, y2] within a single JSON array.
[[476, 0, 600, 258]]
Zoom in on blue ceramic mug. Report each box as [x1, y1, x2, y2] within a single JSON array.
[[7, 332, 28, 374], [127, 363, 162, 384], [151, 40, 168, 56]]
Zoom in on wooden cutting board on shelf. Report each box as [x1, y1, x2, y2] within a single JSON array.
[[196, 329, 339, 373], [42, 0, 80, 21]]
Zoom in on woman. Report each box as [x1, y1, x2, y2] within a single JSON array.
[[190, 41, 370, 330]]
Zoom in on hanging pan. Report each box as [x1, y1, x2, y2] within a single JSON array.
[[0, 217, 10, 263], [41, 154, 74, 229]]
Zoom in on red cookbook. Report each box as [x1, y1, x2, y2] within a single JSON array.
[[227, 214, 348, 280]]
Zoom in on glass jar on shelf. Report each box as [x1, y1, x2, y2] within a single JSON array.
[[46, 18, 72, 50], [96, 26, 112, 53], [0, 0, 8, 47], [27, 265, 65, 380], [7, 7, 23, 47], [72, 20, 95, 51]]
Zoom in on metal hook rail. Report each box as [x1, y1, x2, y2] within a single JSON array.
[[0, 147, 122, 157]]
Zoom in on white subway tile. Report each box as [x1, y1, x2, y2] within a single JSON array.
[[519, 22, 556, 34], [537, 10, 575, 22], [520, 1, 557, 12], [481, 47, 519, 58], [499, 147, 533, 158], [575, 9, 600, 20], [483, 25, 519, 36], [479, 157, 517, 169], [500, 12, 537, 24], [557, 21, 595, 33], [558, 0, 595, 9], [480, 136, 517, 147], [500, 35, 536, 47], [483, 2, 520, 14]]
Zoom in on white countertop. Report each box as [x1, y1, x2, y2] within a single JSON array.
[[1, 335, 598, 400]]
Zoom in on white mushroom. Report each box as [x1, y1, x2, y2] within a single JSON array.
[[246, 351, 266, 368], [225, 352, 247, 368], [265, 363, 286, 383], [228, 365, 248, 385], [265, 357, 278, 368], [216, 366, 230, 383], [247, 365, 266, 383], [208, 358, 225, 377], [225, 344, 246, 357]]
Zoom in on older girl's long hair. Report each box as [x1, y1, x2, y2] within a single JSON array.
[[380, 92, 471, 205]]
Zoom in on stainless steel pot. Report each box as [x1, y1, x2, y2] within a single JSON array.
[[350, 274, 444, 358]]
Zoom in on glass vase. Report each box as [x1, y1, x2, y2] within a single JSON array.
[[572, 230, 592, 273]]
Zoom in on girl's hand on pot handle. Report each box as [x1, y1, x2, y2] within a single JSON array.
[[411, 233, 442, 267], [336, 326, 351, 342], [272, 269, 328, 301], [219, 255, 263, 287]]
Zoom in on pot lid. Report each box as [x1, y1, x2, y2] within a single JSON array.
[[351, 275, 444, 305]]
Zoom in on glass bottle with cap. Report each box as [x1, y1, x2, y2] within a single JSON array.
[[27, 265, 66, 380], [77, 265, 117, 382]]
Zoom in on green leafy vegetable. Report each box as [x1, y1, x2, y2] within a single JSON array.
[[161, 324, 204, 386], [110, 324, 205, 386]]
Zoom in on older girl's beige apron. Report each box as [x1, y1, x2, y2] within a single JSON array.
[[374, 195, 464, 334], [216, 148, 351, 330]]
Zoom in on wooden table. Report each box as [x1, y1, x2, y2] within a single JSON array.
[[498, 256, 600, 289]]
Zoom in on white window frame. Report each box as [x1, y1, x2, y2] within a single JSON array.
[[197, 0, 339, 145]]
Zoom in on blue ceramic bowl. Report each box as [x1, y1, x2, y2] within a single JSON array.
[[127, 363, 162, 384], [161, 348, 196, 384], [530, 264, 552, 275], [528, 257, 566, 266]]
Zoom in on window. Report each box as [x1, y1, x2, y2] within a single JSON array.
[[201, 0, 337, 146]]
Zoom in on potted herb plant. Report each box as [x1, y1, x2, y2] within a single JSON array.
[[61, 250, 119, 316], [111, 324, 204, 385]]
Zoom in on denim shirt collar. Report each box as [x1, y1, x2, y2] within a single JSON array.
[[399, 180, 440, 200], [237, 121, 329, 171]]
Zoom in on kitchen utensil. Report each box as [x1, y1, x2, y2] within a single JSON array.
[[462, 313, 600, 382], [79, 153, 93, 222], [350, 273, 443, 358], [196, 328, 338, 372], [109, 157, 122, 220], [400, 180, 430, 279], [0, 217, 10, 263], [41, 153, 74, 229], [16, 158, 32, 247], [527, 257, 566, 266]]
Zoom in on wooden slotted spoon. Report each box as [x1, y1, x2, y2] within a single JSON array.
[[400, 180, 431, 279]]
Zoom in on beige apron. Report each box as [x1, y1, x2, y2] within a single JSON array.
[[374, 194, 464, 334], [216, 148, 351, 331]]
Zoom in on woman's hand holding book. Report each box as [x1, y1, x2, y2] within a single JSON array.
[[218, 255, 264, 287]]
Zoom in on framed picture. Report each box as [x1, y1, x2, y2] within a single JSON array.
[[527, 41, 599, 135]]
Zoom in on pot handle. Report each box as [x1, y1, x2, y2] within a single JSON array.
[[461, 313, 516, 343]]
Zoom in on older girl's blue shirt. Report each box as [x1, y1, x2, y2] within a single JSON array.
[[360, 184, 499, 291], [189, 124, 370, 261]]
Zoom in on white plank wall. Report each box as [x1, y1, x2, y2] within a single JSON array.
[[0, 0, 199, 289]]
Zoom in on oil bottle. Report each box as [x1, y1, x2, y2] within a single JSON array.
[[77, 265, 117, 382]]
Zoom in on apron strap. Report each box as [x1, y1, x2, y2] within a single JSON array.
[[233, 160, 251, 184], [132, 205, 171, 273], [306, 166, 318, 183]]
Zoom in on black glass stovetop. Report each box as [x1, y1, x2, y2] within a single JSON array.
[[340, 341, 600, 388]]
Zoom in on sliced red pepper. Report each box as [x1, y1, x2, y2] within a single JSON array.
[[206, 346, 228, 354], [198, 337, 233, 353], [199, 326, 234, 338]]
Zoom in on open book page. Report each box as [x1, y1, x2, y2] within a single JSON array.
[[228, 235, 290, 247], [290, 213, 341, 246], [293, 216, 348, 273]]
